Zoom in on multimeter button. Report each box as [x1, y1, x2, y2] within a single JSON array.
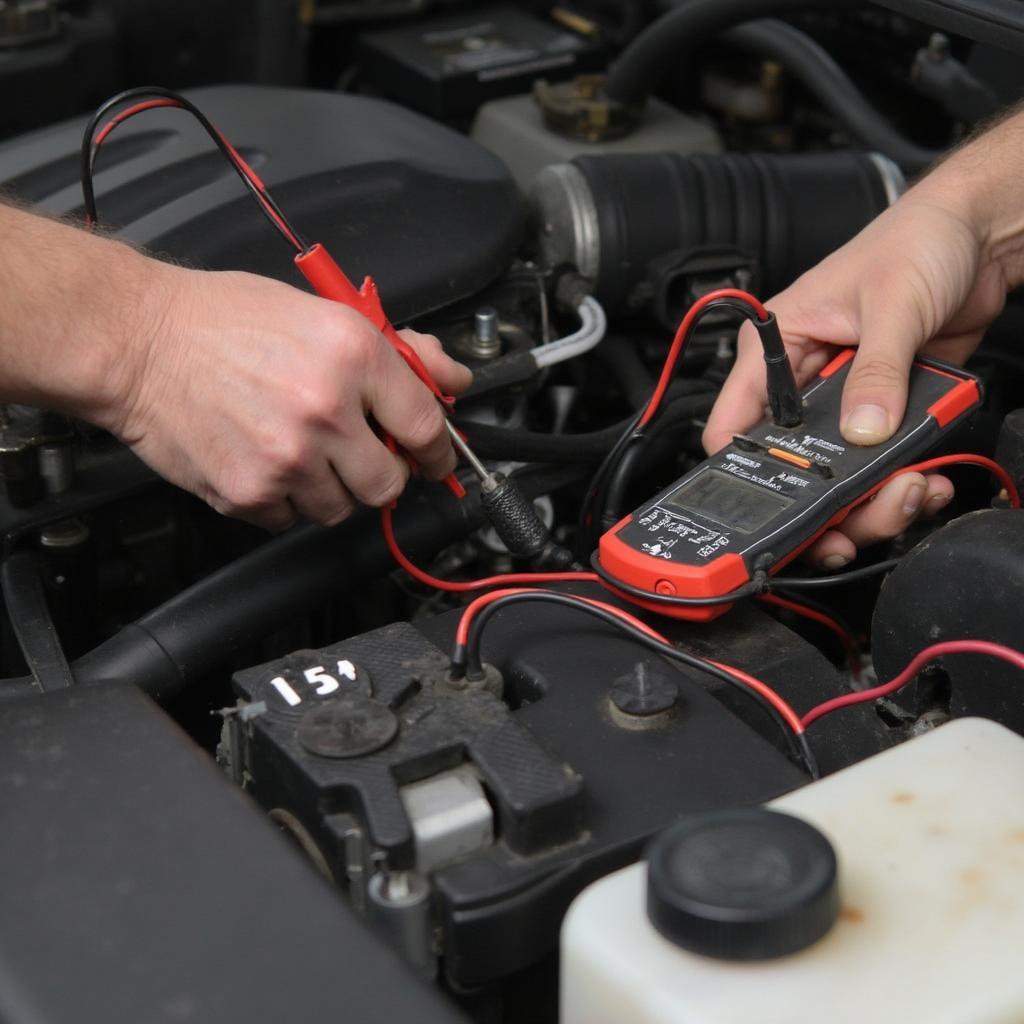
[[732, 435, 763, 453], [655, 580, 677, 596], [767, 447, 813, 470]]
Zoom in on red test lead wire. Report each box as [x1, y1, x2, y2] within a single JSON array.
[[861, 454, 1020, 510], [639, 288, 768, 429], [800, 639, 1024, 728]]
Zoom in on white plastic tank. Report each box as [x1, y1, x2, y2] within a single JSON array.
[[471, 93, 720, 189], [561, 718, 1024, 1024]]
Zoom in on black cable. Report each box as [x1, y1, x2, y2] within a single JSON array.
[[461, 414, 637, 464], [722, 20, 939, 173], [0, 551, 75, 692], [575, 408, 645, 557], [453, 590, 817, 777], [600, 439, 647, 530], [80, 86, 309, 253], [595, 336, 657, 410], [599, 394, 713, 530], [603, 0, 859, 106], [459, 392, 714, 465], [590, 552, 768, 607], [771, 558, 902, 589]]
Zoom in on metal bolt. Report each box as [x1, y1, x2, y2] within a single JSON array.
[[470, 307, 502, 359], [38, 443, 75, 496]]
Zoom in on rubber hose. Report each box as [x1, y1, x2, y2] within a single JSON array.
[[596, 337, 656, 410], [723, 20, 940, 172], [604, 0, 859, 105]]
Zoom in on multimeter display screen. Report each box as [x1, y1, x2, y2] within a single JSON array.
[[663, 470, 794, 534]]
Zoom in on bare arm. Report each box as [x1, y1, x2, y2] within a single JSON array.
[[0, 204, 471, 529]]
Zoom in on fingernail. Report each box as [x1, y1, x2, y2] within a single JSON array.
[[927, 492, 952, 510], [823, 553, 850, 570], [903, 482, 926, 517], [842, 404, 891, 445]]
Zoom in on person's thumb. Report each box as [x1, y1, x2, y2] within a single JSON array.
[[839, 302, 925, 446]]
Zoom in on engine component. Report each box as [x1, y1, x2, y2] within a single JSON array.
[[0, 85, 522, 322], [0, 1, 119, 140], [355, 5, 605, 122], [995, 406, 1024, 495], [471, 91, 721, 189], [530, 150, 901, 318], [366, 867, 436, 979], [871, 507, 1024, 733], [872, 0, 1024, 54], [562, 717, 1024, 1023], [0, 407, 73, 509], [720, 19, 940, 171], [223, 589, 890, 991], [532, 74, 643, 142]]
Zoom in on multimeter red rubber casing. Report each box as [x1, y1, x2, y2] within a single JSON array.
[[597, 349, 983, 621]]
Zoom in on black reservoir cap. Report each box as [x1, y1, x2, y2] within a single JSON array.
[[646, 808, 839, 961]]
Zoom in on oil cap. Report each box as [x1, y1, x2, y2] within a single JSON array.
[[646, 808, 839, 961]]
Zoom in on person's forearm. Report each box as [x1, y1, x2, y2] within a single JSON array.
[[915, 104, 1024, 289], [0, 204, 160, 428]]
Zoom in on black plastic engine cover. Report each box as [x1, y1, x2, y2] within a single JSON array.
[[228, 586, 887, 989], [0, 85, 523, 322]]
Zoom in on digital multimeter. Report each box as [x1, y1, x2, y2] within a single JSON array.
[[597, 349, 983, 621]]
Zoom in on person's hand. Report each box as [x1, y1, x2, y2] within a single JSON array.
[[107, 263, 472, 531], [702, 186, 1012, 570]]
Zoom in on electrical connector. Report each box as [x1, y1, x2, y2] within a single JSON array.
[[755, 312, 803, 428], [479, 472, 580, 571]]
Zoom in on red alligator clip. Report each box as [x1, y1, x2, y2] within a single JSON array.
[[295, 243, 464, 498]]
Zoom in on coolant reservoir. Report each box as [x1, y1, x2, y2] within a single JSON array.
[[561, 718, 1024, 1024]]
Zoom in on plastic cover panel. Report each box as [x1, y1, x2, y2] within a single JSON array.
[[0, 85, 523, 321]]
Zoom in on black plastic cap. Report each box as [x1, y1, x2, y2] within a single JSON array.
[[646, 808, 838, 961]]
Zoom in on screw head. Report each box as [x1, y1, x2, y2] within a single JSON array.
[[297, 694, 398, 759]]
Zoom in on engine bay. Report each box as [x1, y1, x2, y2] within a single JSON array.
[[1, 2, 1024, 1021]]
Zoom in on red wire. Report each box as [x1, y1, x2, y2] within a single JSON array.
[[706, 658, 805, 734], [454, 587, 665, 645], [453, 586, 805, 734], [858, 454, 1020, 510], [89, 98, 305, 252], [94, 98, 181, 146], [639, 288, 768, 429], [800, 639, 1024, 728], [759, 592, 862, 679], [380, 506, 596, 593]]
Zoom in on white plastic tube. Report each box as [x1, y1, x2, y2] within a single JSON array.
[[531, 296, 607, 369]]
